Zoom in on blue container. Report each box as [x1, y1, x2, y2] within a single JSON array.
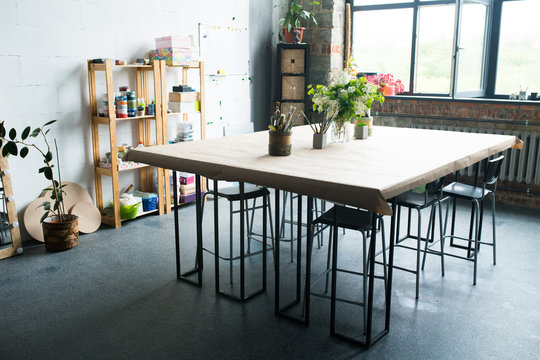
[[142, 196, 158, 211]]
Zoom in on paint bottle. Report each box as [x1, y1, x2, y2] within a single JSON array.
[[99, 93, 108, 117], [127, 91, 137, 117], [137, 98, 146, 116], [115, 92, 128, 118]]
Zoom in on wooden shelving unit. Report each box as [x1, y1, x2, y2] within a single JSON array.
[[88, 59, 166, 228], [87, 59, 206, 227], [160, 62, 206, 213]]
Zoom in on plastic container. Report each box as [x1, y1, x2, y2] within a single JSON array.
[[142, 196, 158, 211], [120, 203, 140, 219]]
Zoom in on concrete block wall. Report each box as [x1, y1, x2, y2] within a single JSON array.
[[0, 0, 253, 239]]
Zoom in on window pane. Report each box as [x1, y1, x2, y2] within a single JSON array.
[[353, 0, 412, 5], [456, 2, 487, 92], [352, 9, 413, 91], [496, 0, 540, 95], [415, 5, 455, 94]]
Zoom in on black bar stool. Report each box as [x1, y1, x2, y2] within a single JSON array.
[[394, 179, 445, 299], [442, 155, 504, 285], [201, 180, 272, 302], [307, 205, 387, 340]]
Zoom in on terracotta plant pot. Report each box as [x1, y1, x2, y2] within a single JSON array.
[[283, 27, 305, 44], [42, 214, 79, 252], [268, 130, 292, 156]]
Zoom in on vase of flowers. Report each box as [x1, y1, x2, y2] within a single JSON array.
[[308, 68, 384, 143]]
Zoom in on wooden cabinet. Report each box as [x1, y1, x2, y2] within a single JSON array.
[[87, 59, 206, 228], [276, 43, 310, 123]]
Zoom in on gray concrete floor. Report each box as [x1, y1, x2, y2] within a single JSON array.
[[1, 197, 539, 360]]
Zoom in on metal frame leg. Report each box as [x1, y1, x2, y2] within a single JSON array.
[[172, 171, 203, 286]]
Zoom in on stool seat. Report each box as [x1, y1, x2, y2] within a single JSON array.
[[443, 182, 491, 200], [396, 191, 439, 209], [212, 184, 269, 201], [314, 206, 371, 232]]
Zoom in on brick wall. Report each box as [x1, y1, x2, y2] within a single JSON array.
[[373, 97, 540, 208]]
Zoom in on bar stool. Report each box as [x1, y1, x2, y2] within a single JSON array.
[[394, 179, 445, 299], [279, 192, 326, 261], [202, 180, 273, 302], [308, 205, 387, 339], [442, 155, 504, 285]]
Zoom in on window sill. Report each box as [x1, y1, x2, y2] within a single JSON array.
[[387, 95, 540, 106]]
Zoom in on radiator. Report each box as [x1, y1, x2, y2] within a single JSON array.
[[410, 124, 540, 186]]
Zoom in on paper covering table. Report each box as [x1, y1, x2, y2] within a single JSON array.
[[127, 125, 521, 215]]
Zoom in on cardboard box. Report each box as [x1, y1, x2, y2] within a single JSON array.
[[169, 92, 199, 102], [169, 101, 196, 113], [149, 47, 192, 66], [155, 36, 191, 49]]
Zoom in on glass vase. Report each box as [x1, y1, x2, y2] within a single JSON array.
[[331, 121, 351, 143]]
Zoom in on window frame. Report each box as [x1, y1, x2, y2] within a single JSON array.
[[350, 0, 525, 99]]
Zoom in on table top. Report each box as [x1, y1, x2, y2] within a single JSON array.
[[126, 125, 521, 215]]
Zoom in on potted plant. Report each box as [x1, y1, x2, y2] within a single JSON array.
[[300, 109, 335, 149], [277, 0, 319, 44], [354, 122, 368, 140], [0, 120, 79, 251], [308, 68, 385, 142], [366, 73, 405, 96]]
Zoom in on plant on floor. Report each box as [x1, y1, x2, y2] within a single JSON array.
[[0, 120, 68, 223]]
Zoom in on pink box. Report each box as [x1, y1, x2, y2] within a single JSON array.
[[149, 47, 192, 66], [155, 36, 191, 49]]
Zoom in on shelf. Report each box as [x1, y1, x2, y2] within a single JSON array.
[[89, 63, 154, 71], [101, 208, 159, 226], [167, 111, 201, 116], [93, 115, 156, 125], [166, 61, 201, 69], [96, 163, 151, 175]]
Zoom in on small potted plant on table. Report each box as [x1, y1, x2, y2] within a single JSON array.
[[277, 0, 319, 43], [0, 120, 79, 251]]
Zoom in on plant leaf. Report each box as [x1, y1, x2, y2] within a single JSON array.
[[8, 128, 16, 140], [43, 120, 57, 127], [40, 211, 49, 223], [20, 146, 29, 158], [5, 141, 17, 156], [44, 151, 53, 163], [21, 126, 31, 140], [0, 123, 5, 138], [30, 128, 40, 137], [44, 167, 53, 180]]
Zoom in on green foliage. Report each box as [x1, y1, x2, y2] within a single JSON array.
[[277, 0, 319, 31], [0, 120, 67, 222]]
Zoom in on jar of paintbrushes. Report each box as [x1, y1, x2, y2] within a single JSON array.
[[268, 106, 299, 156]]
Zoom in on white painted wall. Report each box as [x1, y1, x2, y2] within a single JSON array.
[[0, 0, 250, 239]]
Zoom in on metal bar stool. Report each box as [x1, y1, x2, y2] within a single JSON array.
[[279, 192, 326, 261], [201, 180, 273, 302], [394, 179, 445, 299], [307, 205, 388, 340], [442, 155, 504, 285]]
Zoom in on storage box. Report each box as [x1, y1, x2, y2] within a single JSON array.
[[169, 92, 199, 102], [155, 36, 191, 49], [169, 101, 196, 113], [149, 48, 192, 66]]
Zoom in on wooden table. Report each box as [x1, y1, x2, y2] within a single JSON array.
[[126, 125, 522, 347]]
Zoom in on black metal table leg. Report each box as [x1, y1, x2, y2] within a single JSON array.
[[172, 170, 202, 286]]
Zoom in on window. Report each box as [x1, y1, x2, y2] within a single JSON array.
[[352, 8, 413, 90], [495, 0, 540, 95], [351, 0, 537, 98]]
